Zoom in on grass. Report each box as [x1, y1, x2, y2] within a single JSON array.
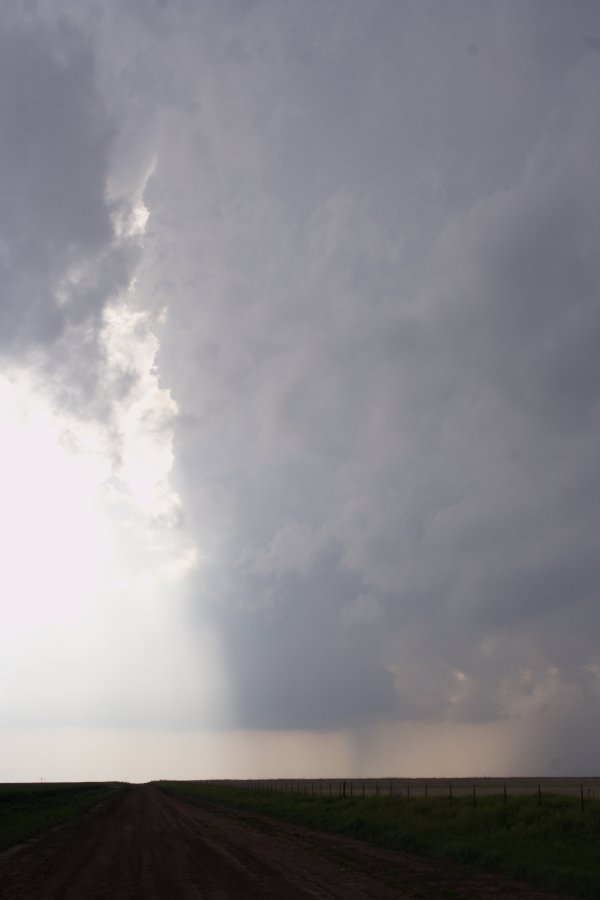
[[157, 780, 600, 898], [0, 782, 126, 852]]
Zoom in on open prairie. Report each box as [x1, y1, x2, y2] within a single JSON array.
[[159, 778, 600, 898], [0, 782, 578, 899], [0, 782, 124, 852], [206, 776, 600, 800]]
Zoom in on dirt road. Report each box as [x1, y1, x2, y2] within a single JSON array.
[[0, 784, 571, 899]]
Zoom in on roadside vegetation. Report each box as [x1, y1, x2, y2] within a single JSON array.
[[158, 780, 600, 898], [0, 782, 126, 851]]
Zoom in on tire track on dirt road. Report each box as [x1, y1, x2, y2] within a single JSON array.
[[0, 784, 572, 899]]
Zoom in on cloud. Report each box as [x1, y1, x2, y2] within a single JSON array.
[[0, 11, 215, 733], [3, 0, 600, 777], [133, 1, 600, 737], [0, 16, 142, 413]]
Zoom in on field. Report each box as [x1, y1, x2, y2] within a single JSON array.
[[201, 776, 600, 801], [0, 783, 564, 898], [1, 777, 598, 897], [0, 782, 125, 851], [158, 778, 600, 898]]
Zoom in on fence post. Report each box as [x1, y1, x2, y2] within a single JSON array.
[[538, 784, 541, 807], [473, 784, 476, 808], [407, 781, 410, 800], [504, 783, 507, 806], [362, 780, 365, 799], [580, 783, 584, 813], [425, 782, 428, 800], [449, 784, 453, 804]]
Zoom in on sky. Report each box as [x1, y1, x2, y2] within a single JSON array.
[[1, 0, 600, 782]]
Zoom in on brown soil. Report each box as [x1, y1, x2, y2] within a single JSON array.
[[0, 784, 572, 899]]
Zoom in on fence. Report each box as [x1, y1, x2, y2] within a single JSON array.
[[207, 777, 600, 809]]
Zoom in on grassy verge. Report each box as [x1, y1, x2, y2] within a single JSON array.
[[157, 781, 600, 898], [0, 782, 126, 851]]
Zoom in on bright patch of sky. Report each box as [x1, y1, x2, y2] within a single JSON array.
[[0, 297, 227, 730]]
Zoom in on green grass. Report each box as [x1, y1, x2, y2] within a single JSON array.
[[157, 781, 600, 898], [0, 782, 126, 852]]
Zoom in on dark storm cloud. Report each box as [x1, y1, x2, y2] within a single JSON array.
[[0, 17, 139, 408], [217, 559, 397, 730], [133, 0, 600, 733], [8, 0, 600, 754]]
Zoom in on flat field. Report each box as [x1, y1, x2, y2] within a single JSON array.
[[159, 778, 600, 899], [208, 776, 600, 801], [0, 782, 125, 852], [0, 784, 571, 899]]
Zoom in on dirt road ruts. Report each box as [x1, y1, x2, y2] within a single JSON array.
[[0, 784, 572, 899]]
